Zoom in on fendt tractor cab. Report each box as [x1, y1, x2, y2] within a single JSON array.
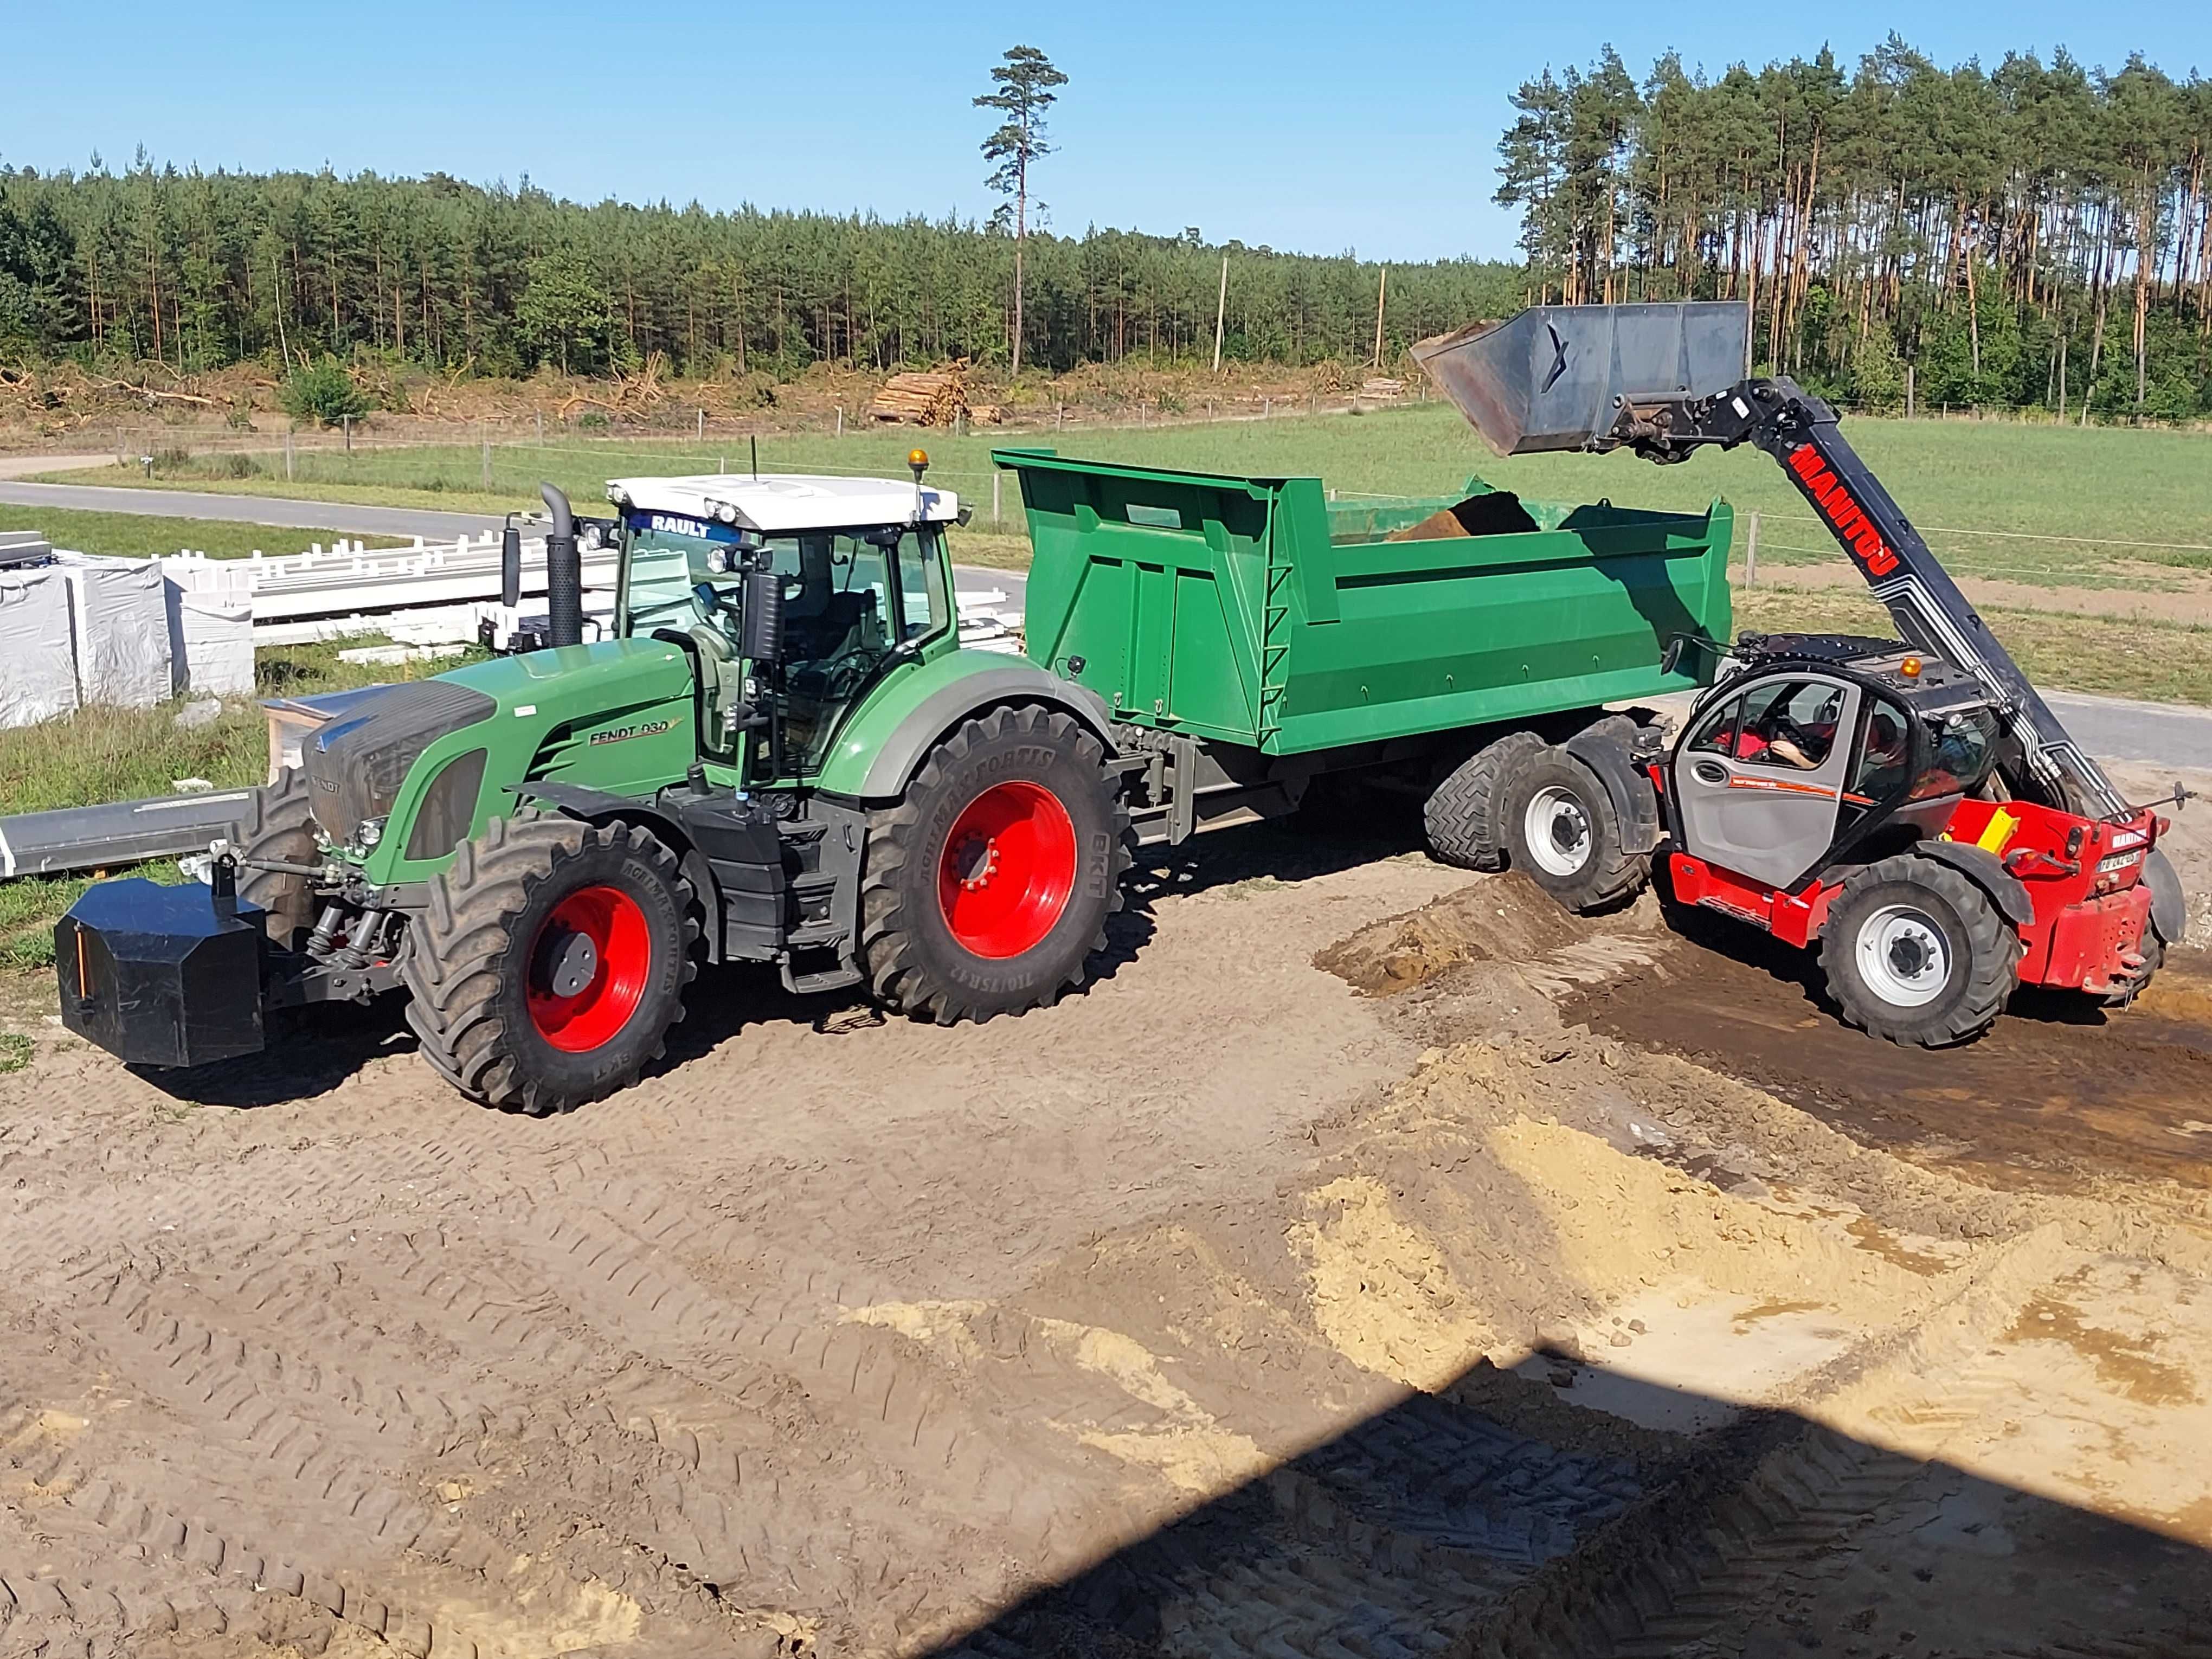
[[59, 455, 1131, 1114], [1414, 302, 2187, 1046]]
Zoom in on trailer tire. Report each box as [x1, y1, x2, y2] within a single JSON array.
[[1425, 730, 1547, 871], [232, 766, 320, 949], [1819, 855, 2018, 1047], [402, 811, 697, 1115], [861, 705, 1131, 1025], [1502, 747, 1650, 911]]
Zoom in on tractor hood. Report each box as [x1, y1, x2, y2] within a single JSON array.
[[304, 679, 498, 845], [310, 639, 698, 884]]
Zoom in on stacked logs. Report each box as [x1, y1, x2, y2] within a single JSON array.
[[868, 362, 999, 427]]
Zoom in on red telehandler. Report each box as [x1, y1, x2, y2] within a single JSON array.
[[1413, 303, 2187, 1047]]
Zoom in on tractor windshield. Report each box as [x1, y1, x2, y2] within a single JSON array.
[[617, 520, 951, 775]]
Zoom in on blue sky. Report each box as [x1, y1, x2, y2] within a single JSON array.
[[5, 1, 2207, 262]]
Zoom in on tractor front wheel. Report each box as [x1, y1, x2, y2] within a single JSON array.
[[1819, 856, 2018, 1047], [861, 705, 1130, 1024], [402, 812, 697, 1114], [231, 766, 321, 949]]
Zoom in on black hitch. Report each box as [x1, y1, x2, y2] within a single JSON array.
[[57, 871, 270, 1068]]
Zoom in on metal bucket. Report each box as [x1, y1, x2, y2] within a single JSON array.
[[1412, 303, 1751, 456]]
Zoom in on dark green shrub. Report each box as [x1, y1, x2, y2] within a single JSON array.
[[280, 359, 370, 427]]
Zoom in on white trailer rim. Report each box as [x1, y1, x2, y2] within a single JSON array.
[[1524, 785, 1593, 877], [1856, 903, 1951, 1007]]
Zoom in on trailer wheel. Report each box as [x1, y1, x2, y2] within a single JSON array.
[[861, 705, 1130, 1024], [232, 766, 320, 949], [1425, 730, 1546, 871], [1819, 856, 2018, 1047], [402, 812, 697, 1114], [1501, 748, 1649, 911]]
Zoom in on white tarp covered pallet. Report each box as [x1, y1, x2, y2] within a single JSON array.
[[0, 550, 256, 728], [62, 552, 172, 709], [0, 562, 79, 725]]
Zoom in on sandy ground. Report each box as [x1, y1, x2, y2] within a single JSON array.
[[1, 791, 2210, 1658]]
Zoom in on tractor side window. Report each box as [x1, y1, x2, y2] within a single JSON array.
[[779, 533, 897, 773], [896, 530, 950, 642], [1850, 696, 1912, 804], [1685, 696, 1742, 757], [1735, 680, 1844, 771]]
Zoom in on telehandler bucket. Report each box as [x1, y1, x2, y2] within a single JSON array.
[[1412, 302, 1751, 456]]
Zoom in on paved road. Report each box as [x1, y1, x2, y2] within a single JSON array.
[[0, 478, 500, 541], [2043, 690, 2212, 774]]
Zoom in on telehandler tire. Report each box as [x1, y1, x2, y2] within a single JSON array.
[[402, 811, 697, 1114], [1818, 855, 2018, 1047], [861, 704, 1130, 1024], [1501, 747, 1650, 912], [1425, 730, 1546, 871], [231, 765, 320, 949]]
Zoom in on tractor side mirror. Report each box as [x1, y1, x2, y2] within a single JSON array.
[[1660, 636, 1686, 676], [740, 568, 785, 664]]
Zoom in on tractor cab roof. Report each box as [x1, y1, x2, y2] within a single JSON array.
[[606, 473, 963, 535], [1725, 632, 1996, 719]]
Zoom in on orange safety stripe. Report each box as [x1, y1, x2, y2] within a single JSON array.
[[1725, 775, 1840, 799]]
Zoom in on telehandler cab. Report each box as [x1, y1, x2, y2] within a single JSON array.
[[1414, 301, 2188, 1045]]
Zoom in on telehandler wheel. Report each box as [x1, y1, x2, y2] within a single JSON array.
[[402, 812, 697, 1115], [861, 704, 1131, 1025], [1501, 747, 1650, 912], [231, 765, 320, 949], [1425, 730, 1547, 871], [1818, 856, 2018, 1047]]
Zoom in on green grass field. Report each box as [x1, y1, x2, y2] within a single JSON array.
[[0, 504, 404, 560], [41, 406, 2211, 586], [0, 639, 487, 972]]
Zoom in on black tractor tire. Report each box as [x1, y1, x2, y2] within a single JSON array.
[[1818, 854, 2018, 1047], [401, 811, 698, 1115], [861, 704, 1131, 1025], [1500, 746, 1651, 912], [231, 766, 321, 949], [1424, 730, 1547, 871]]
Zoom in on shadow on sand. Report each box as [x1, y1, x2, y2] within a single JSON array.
[[924, 1347, 2212, 1658]]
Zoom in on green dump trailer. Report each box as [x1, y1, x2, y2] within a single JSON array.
[[995, 449, 1734, 868]]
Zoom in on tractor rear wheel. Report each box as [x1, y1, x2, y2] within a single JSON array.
[[231, 766, 320, 949], [861, 705, 1130, 1024], [1425, 730, 1546, 871], [402, 812, 697, 1114], [1819, 856, 2018, 1047], [1501, 747, 1650, 912]]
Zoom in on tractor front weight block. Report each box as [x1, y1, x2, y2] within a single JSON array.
[[57, 877, 271, 1069]]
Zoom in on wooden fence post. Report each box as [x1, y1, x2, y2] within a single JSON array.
[[1744, 512, 1760, 587]]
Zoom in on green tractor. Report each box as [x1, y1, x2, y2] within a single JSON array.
[[59, 458, 1131, 1115]]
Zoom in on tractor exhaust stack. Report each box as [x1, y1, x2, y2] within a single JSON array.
[[1412, 302, 1750, 457], [541, 482, 582, 647]]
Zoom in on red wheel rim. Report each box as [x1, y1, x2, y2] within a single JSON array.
[[525, 884, 652, 1052], [937, 781, 1078, 959]]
